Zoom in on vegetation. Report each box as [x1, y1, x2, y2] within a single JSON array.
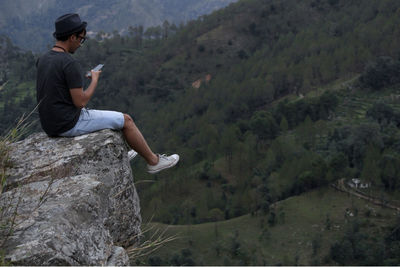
[[138, 188, 400, 265], [1, 0, 400, 264], [0, 112, 35, 264]]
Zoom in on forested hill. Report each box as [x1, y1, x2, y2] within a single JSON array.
[[2, 0, 400, 265], [0, 0, 238, 52]]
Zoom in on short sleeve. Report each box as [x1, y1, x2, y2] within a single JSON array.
[[64, 60, 83, 89]]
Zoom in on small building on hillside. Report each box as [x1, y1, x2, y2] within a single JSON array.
[[348, 178, 370, 189]]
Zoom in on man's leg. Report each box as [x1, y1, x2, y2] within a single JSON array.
[[60, 109, 179, 172], [122, 114, 159, 166]]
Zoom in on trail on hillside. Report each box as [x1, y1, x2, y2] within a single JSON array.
[[332, 179, 400, 212]]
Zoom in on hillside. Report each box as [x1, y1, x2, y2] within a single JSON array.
[[0, 0, 238, 52], [136, 187, 399, 265], [1, 0, 400, 265]]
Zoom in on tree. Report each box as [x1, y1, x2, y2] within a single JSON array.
[[272, 72, 290, 99], [330, 123, 383, 170], [380, 151, 400, 191], [129, 25, 144, 48], [220, 125, 240, 173], [360, 144, 381, 186], [162, 20, 170, 40], [268, 209, 276, 226], [359, 56, 400, 90], [279, 116, 289, 132], [208, 208, 224, 222], [318, 91, 339, 119], [366, 102, 396, 125], [297, 115, 316, 149], [249, 111, 279, 141], [329, 152, 348, 180]]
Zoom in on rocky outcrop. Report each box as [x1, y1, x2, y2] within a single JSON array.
[[1, 129, 141, 265]]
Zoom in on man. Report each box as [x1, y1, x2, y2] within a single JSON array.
[[36, 13, 179, 174]]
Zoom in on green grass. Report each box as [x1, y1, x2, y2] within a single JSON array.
[[134, 186, 396, 265]]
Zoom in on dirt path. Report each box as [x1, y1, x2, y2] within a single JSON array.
[[331, 179, 400, 212]]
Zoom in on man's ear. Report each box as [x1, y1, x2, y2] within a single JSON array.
[[68, 34, 78, 43]]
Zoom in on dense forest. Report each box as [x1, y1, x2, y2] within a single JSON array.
[[1, 0, 400, 265]]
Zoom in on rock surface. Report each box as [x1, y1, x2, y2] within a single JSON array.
[[1, 129, 141, 265]]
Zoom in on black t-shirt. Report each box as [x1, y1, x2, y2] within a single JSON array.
[[36, 50, 83, 136]]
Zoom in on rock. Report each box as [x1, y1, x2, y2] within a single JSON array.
[[1, 129, 141, 265]]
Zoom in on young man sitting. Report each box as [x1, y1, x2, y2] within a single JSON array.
[[36, 13, 179, 174]]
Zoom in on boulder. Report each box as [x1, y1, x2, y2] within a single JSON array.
[[1, 129, 141, 265]]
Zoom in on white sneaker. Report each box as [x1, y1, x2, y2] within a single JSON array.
[[147, 154, 180, 174], [128, 150, 138, 161]]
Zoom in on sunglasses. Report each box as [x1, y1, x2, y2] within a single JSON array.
[[77, 35, 86, 44]]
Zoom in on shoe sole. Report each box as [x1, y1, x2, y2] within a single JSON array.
[[147, 156, 179, 174], [128, 152, 138, 161]]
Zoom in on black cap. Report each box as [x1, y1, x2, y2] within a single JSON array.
[[53, 13, 87, 38]]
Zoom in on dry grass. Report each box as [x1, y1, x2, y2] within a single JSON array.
[[123, 215, 180, 264], [126, 223, 180, 259], [0, 108, 37, 264]]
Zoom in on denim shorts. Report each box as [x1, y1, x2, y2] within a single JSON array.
[[60, 108, 125, 137]]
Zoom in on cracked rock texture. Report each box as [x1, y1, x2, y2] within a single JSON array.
[[1, 129, 141, 265]]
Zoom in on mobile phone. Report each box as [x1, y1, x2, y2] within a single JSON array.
[[86, 64, 104, 77]]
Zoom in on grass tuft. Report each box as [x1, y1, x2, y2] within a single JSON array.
[[0, 107, 37, 264]]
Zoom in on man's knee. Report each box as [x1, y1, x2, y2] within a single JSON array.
[[123, 113, 134, 128]]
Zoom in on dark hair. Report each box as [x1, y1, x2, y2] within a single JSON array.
[[56, 28, 86, 41]]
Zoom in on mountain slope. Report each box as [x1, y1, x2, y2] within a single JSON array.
[[137, 187, 398, 265], [0, 0, 238, 52]]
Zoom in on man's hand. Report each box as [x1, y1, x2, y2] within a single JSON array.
[[88, 70, 101, 81]]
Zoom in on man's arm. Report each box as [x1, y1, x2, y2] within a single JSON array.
[[70, 70, 100, 108]]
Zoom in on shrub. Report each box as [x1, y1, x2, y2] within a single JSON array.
[[359, 56, 400, 90], [249, 111, 279, 140], [366, 102, 400, 126]]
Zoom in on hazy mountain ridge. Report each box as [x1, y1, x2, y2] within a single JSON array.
[[0, 0, 238, 52]]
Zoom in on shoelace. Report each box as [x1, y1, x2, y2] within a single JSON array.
[[158, 154, 168, 160]]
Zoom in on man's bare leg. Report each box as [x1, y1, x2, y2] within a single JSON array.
[[122, 114, 158, 166]]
